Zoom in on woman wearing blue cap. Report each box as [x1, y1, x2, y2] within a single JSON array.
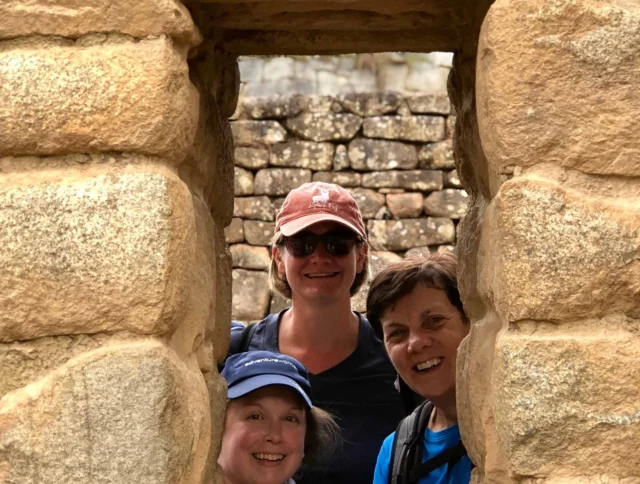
[[218, 350, 339, 484]]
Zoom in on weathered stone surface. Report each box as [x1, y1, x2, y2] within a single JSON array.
[[232, 270, 270, 321], [444, 170, 463, 188], [338, 92, 402, 116], [244, 221, 276, 246], [285, 113, 362, 142], [371, 251, 403, 264], [298, 95, 337, 113], [270, 292, 291, 314], [0, 333, 122, 398], [230, 244, 270, 270], [363, 116, 445, 142], [405, 246, 433, 259], [386, 193, 424, 219], [254, 168, 312, 196], [0, 166, 194, 343], [348, 188, 386, 219], [418, 140, 455, 169], [423, 189, 469, 219], [367, 218, 455, 251], [242, 94, 302, 119], [362, 170, 443, 191], [231, 120, 287, 146], [0, 0, 201, 46], [0, 37, 198, 161], [211, 223, 232, 363], [348, 139, 418, 171], [477, 0, 640, 178], [446, 114, 456, 139], [351, 249, 400, 313], [0, 341, 210, 484], [494, 327, 640, 477], [406, 93, 451, 114], [225, 217, 245, 244], [270, 141, 335, 170], [479, 177, 640, 323], [312, 171, 362, 187], [234, 166, 254, 195], [333, 144, 350, 171], [235, 146, 269, 170], [234, 196, 275, 221]]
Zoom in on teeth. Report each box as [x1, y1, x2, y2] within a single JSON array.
[[306, 272, 337, 278], [416, 358, 442, 371], [253, 453, 285, 461]]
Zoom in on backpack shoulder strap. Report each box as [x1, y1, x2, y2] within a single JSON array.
[[408, 440, 468, 483], [388, 400, 433, 484], [229, 322, 259, 355]]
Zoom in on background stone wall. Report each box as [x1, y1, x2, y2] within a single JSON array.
[[228, 91, 468, 322], [238, 53, 453, 97]]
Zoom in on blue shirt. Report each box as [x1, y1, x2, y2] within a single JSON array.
[[229, 312, 406, 484], [373, 424, 472, 484]]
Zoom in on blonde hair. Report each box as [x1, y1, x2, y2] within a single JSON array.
[[268, 230, 370, 299]]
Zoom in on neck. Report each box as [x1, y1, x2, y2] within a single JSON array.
[[278, 294, 359, 372], [428, 395, 458, 432]]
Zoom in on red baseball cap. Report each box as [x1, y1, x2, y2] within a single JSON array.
[[275, 182, 367, 240]]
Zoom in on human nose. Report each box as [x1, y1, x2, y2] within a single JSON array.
[[264, 420, 283, 444], [407, 330, 431, 353]]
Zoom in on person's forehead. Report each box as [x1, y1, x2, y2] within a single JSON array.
[[381, 287, 452, 321]]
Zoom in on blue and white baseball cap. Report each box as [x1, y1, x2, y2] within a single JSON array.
[[221, 351, 313, 408]]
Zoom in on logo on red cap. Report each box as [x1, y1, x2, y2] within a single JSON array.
[[308, 184, 340, 212]]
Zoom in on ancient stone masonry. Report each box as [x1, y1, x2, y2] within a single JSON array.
[[0, 2, 236, 483], [227, 92, 469, 322]]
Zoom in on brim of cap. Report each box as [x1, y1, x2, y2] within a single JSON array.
[[228, 374, 313, 408], [280, 213, 365, 239]]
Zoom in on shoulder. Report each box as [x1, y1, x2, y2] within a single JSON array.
[[373, 432, 396, 484]]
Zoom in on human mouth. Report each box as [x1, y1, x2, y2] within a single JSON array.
[[305, 272, 339, 278], [414, 357, 443, 372], [253, 453, 285, 462]]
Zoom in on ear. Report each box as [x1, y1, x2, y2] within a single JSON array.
[[356, 243, 369, 274], [273, 245, 286, 276]]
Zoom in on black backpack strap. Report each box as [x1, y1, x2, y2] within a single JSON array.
[[388, 401, 433, 484], [407, 440, 468, 483], [230, 322, 258, 354]]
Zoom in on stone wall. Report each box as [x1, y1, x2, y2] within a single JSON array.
[[228, 92, 468, 322], [238, 52, 453, 97]]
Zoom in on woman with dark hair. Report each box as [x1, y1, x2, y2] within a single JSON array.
[[227, 182, 406, 484], [367, 253, 472, 484]]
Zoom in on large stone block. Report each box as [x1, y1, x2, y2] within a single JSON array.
[[348, 139, 418, 171], [312, 171, 362, 187], [232, 269, 270, 321], [363, 116, 445, 142], [387, 193, 424, 219], [225, 217, 245, 244], [494, 325, 640, 478], [0, 166, 195, 343], [479, 176, 640, 323], [244, 220, 276, 246], [406, 93, 451, 115], [362, 170, 443, 191], [338, 92, 402, 117], [423, 189, 469, 219], [234, 196, 275, 221], [235, 146, 269, 170], [234, 166, 254, 195], [348, 188, 386, 219], [0, 340, 210, 484], [241, 94, 302, 119], [254, 168, 312, 196], [285, 113, 362, 142], [0, 0, 201, 46], [0, 37, 198, 161], [230, 244, 270, 270], [367, 218, 455, 251], [418, 140, 455, 169], [477, 0, 640, 178], [231, 120, 287, 146], [270, 141, 335, 171]]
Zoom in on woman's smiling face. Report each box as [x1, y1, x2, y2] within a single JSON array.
[[218, 386, 307, 484], [274, 221, 366, 302], [381, 285, 469, 403]]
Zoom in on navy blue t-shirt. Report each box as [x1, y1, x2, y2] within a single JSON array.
[[229, 311, 406, 484]]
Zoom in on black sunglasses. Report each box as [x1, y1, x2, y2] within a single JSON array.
[[281, 230, 361, 258]]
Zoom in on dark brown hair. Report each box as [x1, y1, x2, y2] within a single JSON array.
[[366, 252, 468, 340], [302, 406, 341, 467]]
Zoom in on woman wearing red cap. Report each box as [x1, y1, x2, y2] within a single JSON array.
[[228, 182, 406, 484]]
